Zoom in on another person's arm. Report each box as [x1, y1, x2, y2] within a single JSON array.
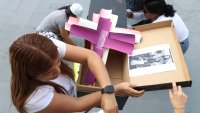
[[127, 9, 145, 20], [169, 82, 188, 113], [60, 28, 76, 46]]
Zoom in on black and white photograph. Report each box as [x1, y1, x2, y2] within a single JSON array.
[[129, 49, 173, 70], [128, 44, 176, 77]]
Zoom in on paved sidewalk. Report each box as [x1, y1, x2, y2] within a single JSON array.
[[0, 0, 200, 113]]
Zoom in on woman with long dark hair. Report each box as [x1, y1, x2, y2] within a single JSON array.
[[9, 33, 144, 113], [36, 3, 83, 45], [130, 0, 189, 54]]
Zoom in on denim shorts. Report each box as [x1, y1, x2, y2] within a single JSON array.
[[180, 38, 189, 54]]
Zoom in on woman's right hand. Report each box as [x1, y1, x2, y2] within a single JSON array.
[[169, 82, 188, 110], [115, 82, 144, 97]]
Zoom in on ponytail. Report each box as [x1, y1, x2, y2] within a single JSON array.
[[164, 4, 176, 17], [58, 5, 70, 10], [58, 5, 76, 19], [144, 0, 176, 17]]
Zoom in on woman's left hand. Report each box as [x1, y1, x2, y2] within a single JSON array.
[[101, 93, 118, 113], [115, 82, 145, 97]]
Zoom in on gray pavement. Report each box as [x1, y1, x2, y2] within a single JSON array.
[[0, 0, 200, 113]]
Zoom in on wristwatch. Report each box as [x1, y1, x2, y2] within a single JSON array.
[[101, 85, 115, 94]]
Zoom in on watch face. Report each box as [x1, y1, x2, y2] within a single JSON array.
[[104, 85, 114, 93]]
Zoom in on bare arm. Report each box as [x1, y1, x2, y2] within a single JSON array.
[[37, 91, 102, 113], [64, 44, 118, 113], [37, 43, 145, 113], [64, 44, 112, 87], [60, 28, 76, 46], [37, 82, 144, 113]]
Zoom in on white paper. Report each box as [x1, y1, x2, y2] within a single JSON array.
[[128, 44, 176, 77]]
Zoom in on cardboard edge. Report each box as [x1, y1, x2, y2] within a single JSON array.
[[169, 23, 191, 81], [134, 80, 192, 91], [134, 20, 172, 31]]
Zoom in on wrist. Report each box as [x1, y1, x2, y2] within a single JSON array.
[[114, 84, 121, 94], [174, 107, 185, 113]]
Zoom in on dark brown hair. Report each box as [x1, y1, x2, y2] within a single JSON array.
[[9, 33, 74, 113], [144, 0, 176, 17], [58, 5, 77, 19]]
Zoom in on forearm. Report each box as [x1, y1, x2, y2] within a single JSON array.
[[60, 28, 76, 46], [86, 51, 112, 87], [76, 91, 101, 111], [174, 108, 185, 113]]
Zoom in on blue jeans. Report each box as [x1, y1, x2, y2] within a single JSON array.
[[180, 38, 189, 54]]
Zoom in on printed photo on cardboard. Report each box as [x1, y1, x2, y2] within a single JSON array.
[[128, 44, 176, 77]]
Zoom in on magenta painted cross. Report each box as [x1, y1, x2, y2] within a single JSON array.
[[65, 9, 141, 84]]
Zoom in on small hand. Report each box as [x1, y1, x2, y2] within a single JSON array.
[[115, 82, 144, 97], [127, 12, 133, 18], [169, 82, 188, 109]]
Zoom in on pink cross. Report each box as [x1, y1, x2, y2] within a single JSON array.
[[66, 9, 141, 84]]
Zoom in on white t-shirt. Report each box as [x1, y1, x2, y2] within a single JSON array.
[[153, 13, 189, 42], [24, 39, 77, 113]]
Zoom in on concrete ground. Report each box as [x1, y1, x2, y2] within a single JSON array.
[[0, 0, 200, 113]]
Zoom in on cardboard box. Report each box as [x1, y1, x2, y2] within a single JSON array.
[[76, 20, 192, 109], [130, 20, 192, 91]]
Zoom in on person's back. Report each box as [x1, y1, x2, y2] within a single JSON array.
[[37, 9, 67, 37], [36, 3, 83, 45]]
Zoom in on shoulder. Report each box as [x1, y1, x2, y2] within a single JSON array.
[[153, 15, 171, 23], [50, 10, 65, 16], [51, 10, 67, 20], [50, 38, 67, 58], [25, 85, 55, 113], [173, 13, 182, 19], [54, 10, 67, 27], [46, 10, 66, 20]]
